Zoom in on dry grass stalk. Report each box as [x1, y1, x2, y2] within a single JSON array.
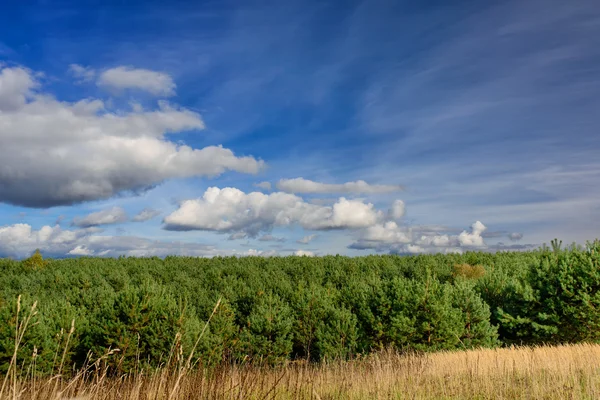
[[1, 343, 600, 399]]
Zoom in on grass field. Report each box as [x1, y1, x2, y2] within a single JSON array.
[[2, 343, 600, 399]]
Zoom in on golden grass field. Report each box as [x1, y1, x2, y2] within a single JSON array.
[[0, 343, 599, 400]]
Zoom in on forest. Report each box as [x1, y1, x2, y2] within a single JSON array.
[[1, 239, 599, 376]]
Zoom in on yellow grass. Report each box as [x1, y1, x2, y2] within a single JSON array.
[[3, 343, 600, 399]]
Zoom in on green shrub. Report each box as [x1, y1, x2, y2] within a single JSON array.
[[239, 292, 294, 365], [81, 284, 184, 374]]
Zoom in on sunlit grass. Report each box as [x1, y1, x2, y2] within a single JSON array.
[[2, 343, 600, 399]]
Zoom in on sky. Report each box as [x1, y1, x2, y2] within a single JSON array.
[[0, 0, 599, 259]]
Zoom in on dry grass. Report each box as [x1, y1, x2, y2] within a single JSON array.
[[0, 343, 599, 399]]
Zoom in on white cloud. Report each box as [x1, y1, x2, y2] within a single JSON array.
[[349, 220, 489, 254], [0, 65, 264, 207], [457, 221, 487, 247], [276, 178, 403, 194], [416, 234, 453, 247], [68, 64, 96, 82], [405, 244, 425, 254], [254, 181, 272, 191], [163, 187, 384, 236], [132, 208, 161, 222], [68, 245, 94, 256], [97, 66, 176, 96], [297, 234, 317, 244], [241, 249, 279, 257], [362, 221, 412, 244], [388, 200, 405, 220], [72, 207, 128, 227], [294, 250, 315, 256], [0, 66, 38, 110]]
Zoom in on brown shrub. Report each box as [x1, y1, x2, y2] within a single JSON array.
[[452, 263, 486, 280]]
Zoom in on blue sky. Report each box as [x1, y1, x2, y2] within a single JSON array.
[[0, 0, 599, 258]]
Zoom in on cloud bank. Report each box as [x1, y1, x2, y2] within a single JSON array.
[[0, 223, 250, 259]]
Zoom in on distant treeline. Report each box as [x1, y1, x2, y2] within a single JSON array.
[[1, 239, 599, 375]]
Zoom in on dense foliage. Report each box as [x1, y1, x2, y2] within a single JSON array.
[[1, 240, 599, 375]]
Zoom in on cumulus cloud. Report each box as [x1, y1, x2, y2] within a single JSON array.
[[362, 221, 412, 244], [297, 234, 317, 244], [349, 220, 489, 254], [68, 64, 96, 82], [294, 250, 315, 256], [0, 65, 264, 208], [276, 178, 403, 194], [163, 187, 384, 236], [458, 221, 487, 247], [405, 245, 426, 254], [132, 208, 161, 222], [508, 232, 524, 241], [72, 206, 128, 227], [97, 66, 176, 96], [0, 66, 38, 110]]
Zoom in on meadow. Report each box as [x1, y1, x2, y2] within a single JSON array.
[[3, 343, 600, 399], [0, 239, 599, 398]]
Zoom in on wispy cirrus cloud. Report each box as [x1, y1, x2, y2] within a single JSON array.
[[254, 182, 272, 191], [276, 178, 403, 194], [68, 64, 95, 82], [258, 234, 286, 242], [97, 66, 176, 96], [132, 208, 161, 222], [72, 207, 128, 227], [297, 234, 317, 244]]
